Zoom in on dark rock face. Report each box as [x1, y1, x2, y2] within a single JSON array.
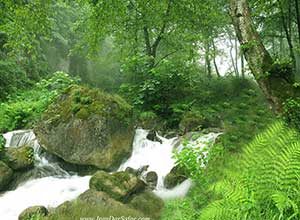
[[4, 146, 34, 171], [89, 170, 146, 202], [18, 206, 48, 220], [164, 165, 187, 189], [145, 171, 158, 189], [146, 130, 162, 143], [0, 161, 13, 191], [34, 85, 134, 170], [125, 165, 149, 176]]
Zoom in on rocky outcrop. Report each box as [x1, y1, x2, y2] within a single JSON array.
[[146, 130, 162, 143], [34, 85, 134, 170], [145, 171, 158, 189], [4, 146, 34, 171], [164, 165, 187, 189], [125, 165, 149, 176], [18, 206, 48, 220], [45, 190, 146, 220], [33, 171, 164, 220], [89, 170, 146, 202], [0, 161, 13, 191]]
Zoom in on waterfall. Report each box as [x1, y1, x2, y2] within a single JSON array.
[[0, 130, 90, 220], [3, 130, 69, 177], [119, 129, 221, 200]]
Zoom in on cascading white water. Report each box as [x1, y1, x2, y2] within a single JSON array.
[[0, 176, 90, 220], [0, 128, 220, 219], [119, 129, 221, 200], [0, 130, 90, 220], [119, 129, 179, 189]]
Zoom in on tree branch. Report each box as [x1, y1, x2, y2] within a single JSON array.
[[153, 50, 178, 67]]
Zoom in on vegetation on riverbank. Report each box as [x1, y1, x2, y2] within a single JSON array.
[[2, 0, 300, 219], [0, 72, 78, 134]]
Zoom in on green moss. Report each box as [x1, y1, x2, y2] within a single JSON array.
[[89, 171, 145, 202], [129, 191, 164, 220], [43, 197, 146, 220], [75, 108, 89, 120], [43, 85, 132, 125]]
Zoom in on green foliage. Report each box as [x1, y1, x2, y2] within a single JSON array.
[[120, 59, 200, 127], [283, 98, 300, 131], [136, 111, 161, 130], [0, 0, 54, 79], [179, 111, 206, 132], [162, 78, 274, 220], [0, 72, 78, 133], [199, 122, 300, 220], [175, 140, 208, 183], [161, 199, 200, 220], [0, 59, 29, 101], [269, 58, 294, 82]]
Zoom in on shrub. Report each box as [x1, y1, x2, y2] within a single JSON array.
[[179, 111, 205, 133], [283, 98, 300, 130], [0, 59, 29, 101], [0, 71, 78, 132]]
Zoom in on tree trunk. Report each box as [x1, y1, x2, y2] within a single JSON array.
[[241, 49, 245, 78], [212, 40, 221, 77], [230, 0, 298, 112], [279, 0, 296, 67], [229, 36, 239, 77], [205, 41, 212, 78], [296, 0, 300, 44], [235, 37, 240, 76]]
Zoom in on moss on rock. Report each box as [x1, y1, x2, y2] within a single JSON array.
[[164, 165, 187, 189], [0, 161, 13, 191], [4, 146, 34, 171], [128, 190, 164, 220], [34, 85, 134, 170], [19, 206, 48, 220], [89, 171, 146, 202], [43, 190, 146, 220]]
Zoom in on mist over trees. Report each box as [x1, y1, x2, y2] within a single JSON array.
[[1, 1, 300, 219]]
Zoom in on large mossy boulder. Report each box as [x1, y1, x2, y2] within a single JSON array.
[[34, 85, 134, 170], [0, 161, 13, 191], [44, 190, 147, 220], [4, 146, 34, 171], [89, 170, 146, 202]]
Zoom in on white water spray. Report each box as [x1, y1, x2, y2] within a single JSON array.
[[0, 130, 90, 220], [119, 129, 221, 199]]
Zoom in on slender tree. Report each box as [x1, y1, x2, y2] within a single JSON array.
[[230, 0, 299, 112]]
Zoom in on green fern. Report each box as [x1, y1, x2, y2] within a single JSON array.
[[200, 121, 300, 220]]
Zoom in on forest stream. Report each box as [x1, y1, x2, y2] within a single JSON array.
[[0, 129, 220, 220]]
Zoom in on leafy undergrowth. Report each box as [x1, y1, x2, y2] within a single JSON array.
[[0, 71, 78, 133], [161, 78, 275, 219], [199, 122, 300, 219]]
